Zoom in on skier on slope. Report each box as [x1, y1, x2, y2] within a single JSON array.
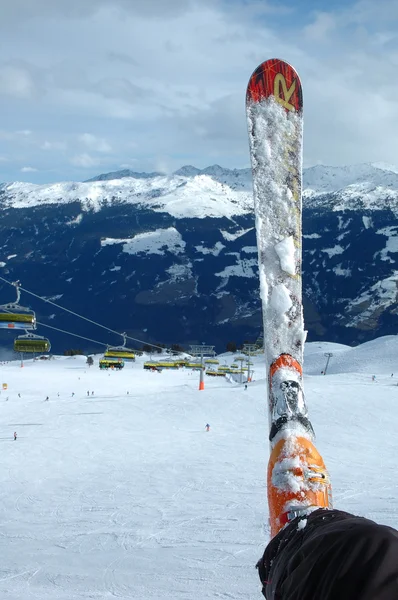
[[256, 508, 398, 599]]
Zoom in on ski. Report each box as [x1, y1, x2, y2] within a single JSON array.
[[246, 58, 332, 537]]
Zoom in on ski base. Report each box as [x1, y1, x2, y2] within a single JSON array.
[[246, 57, 333, 538]]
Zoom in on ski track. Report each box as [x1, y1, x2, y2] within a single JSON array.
[[0, 343, 396, 598]]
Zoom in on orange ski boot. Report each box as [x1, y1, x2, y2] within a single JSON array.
[[267, 435, 332, 537], [267, 354, 332, 537]]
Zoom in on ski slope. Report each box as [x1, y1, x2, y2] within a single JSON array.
[[0, 338, 397, 599]]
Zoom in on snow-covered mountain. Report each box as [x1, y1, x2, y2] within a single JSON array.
[[0, 165, 253, 217], [3, 162, 398, 215], [1, 162, 398, 352]]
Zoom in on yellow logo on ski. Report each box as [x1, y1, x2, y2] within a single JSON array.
[[274, 74, 296, 111]]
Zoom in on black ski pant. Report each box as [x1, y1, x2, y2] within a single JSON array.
[[256, 508, 398, 600]]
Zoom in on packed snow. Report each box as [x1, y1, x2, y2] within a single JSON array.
[[166, 262, 193, 282], [0, 337, 397, 598], [66, 214, 84, 227], [195, 242, 225, 256], [215, 258, 258, 280], [347, 275, 398, 328], [101, 228, 186, 256], [274, 237, 296, 276], [246, 94, 305, 367], [303, 233, 321, 239], [269, 284, 293, 321], [333, 265, 352, 277], [321, 245, 345, 258], [375, 226, 398, 262], [362, 216, 373, 229], [220, 228, 254, 242]]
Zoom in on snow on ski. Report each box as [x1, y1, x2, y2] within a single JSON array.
[[246, 58, 332, 537]]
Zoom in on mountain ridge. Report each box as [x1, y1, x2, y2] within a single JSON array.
[[3, 162, 398, 218]]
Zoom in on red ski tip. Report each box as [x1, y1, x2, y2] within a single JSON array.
[[246, 58, 302, 113]]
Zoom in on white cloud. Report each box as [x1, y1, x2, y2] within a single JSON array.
[[303, 11, 337, 41], [0, 0, 397, 182], [21, 166, 37, 172], [107, 51, 138, 66], [70, 153, 100, 168], [16, 129, 32, 136], [0, 130, 33, 142], [0, 63, 40, 99], [0, 0, 210, 24], [119, 161, 138, 168], [41, 140, 67, 150], [79, 133, 111, 152]]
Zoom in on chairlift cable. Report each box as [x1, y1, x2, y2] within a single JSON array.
[[0, 275, 164, 350], [36, 320, 108, 348]]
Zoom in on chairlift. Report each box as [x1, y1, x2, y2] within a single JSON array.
[[104, 332, 136, 360], [14, 331, 51, 353], [99, 358, 124, 370], [0, 281, 36, 330]]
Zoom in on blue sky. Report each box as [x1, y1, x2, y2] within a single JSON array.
[[0, 0, 397, 183]]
